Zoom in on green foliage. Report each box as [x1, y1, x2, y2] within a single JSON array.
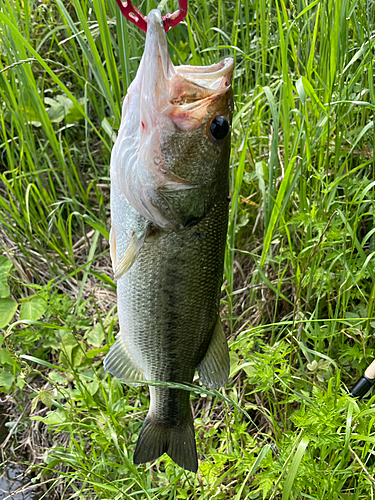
[[1, 0, 375, 498], [0, 256, 13, 297], [0, 297, 18, 328], [0, 257, 17, 328]]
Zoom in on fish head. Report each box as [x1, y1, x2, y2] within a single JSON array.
[[112, 9, 234, 231]]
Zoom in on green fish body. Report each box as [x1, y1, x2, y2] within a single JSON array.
[[105, 9, 234, 472]]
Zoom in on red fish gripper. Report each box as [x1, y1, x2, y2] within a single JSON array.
[[114, 0, 188, 33]]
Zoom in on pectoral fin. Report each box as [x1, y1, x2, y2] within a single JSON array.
[[197, 318, 229, 389], [114, 230, 146, 280], [103, 333, 145, 387]]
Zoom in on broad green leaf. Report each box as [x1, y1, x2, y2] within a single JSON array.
[[42, 337, 60, 350], [49, 371, 68, 385], [45, 95, 74, 123], [86, 323, 105, 347], [0, 348, 15, 366], [32, 410, 67, 425], [71, 344, 85, 368], [229, 351, 239, 377], [92, 433, 109, 447], [16, 375, 25, 391], [177, 488, 188, 499], [30, 395, 39, 414], [0, 256, 12, 297], [40, 389, 54, 409], [0, 298, 18, 328], [46, 102, 67, 123], [86, 380, 99, 396], [19, 297, 47, 321], [0, 370, 15, 390], [61, 332, 78, 348], [59, 333, 84, 368], [65, 98, 85, 123]]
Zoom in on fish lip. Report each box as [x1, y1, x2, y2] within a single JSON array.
[[144, 10, 174, 83], [176, 58, 235, 91]]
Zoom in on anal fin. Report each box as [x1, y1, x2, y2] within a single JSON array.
[[104, 333, 145, 386], [197, 318, 229, 389]]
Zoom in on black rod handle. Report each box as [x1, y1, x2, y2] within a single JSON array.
[[351, 360, 375, 399]]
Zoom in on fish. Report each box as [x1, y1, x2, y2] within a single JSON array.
[[104, 9, 234, 473]]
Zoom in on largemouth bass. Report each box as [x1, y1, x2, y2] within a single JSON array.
[[104, 9, 234, 473]]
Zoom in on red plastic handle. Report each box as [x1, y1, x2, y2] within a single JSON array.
[[114, 0, 188, 33]]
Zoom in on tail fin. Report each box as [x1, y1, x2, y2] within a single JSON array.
[[133, 415, 198, 473]]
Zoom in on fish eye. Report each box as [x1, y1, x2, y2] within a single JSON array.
[[208, 116, 230, 142]]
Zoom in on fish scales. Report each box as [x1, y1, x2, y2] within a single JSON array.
[[105, 8, 234, 472], [116, 197, 228, 380]]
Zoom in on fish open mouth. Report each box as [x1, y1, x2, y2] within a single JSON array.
[[143, 10, 234, 122]]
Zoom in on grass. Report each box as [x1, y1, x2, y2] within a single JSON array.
[[1, 0, 375, 498]]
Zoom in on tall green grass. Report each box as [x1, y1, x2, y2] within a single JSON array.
[[1, 0, 375, 498]]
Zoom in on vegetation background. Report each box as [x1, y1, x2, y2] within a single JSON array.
[[0, 0, 375, 498]]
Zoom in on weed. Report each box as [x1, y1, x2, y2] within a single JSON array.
[[1, 0, 375, 498]]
